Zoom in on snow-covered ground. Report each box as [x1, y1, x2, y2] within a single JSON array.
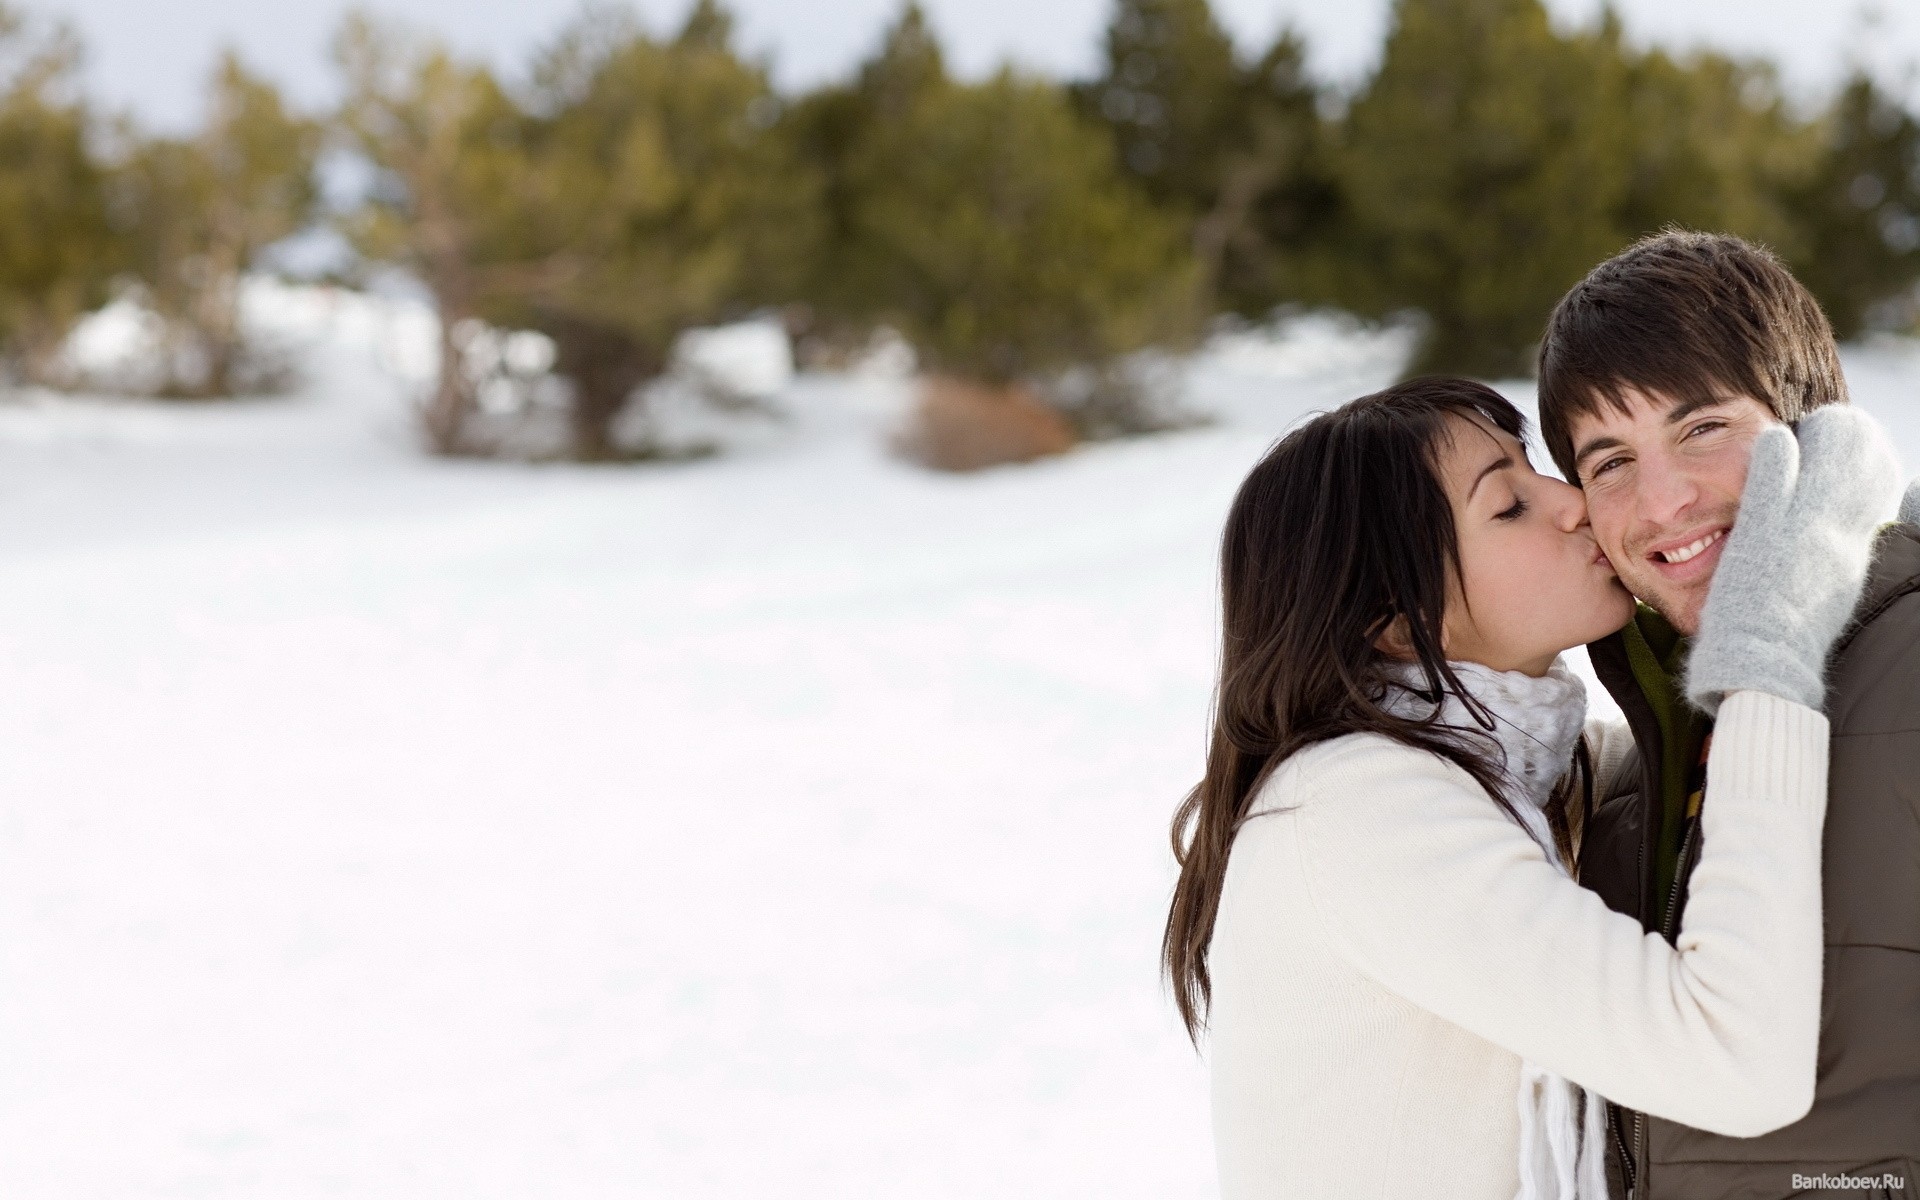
[[0, 288, 1912, 1198]]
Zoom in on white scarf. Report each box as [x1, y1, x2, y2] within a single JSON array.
[[1377, 657, 1610, 1200]]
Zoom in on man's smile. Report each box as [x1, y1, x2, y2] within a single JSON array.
[[1639, 523, 1731, 584]]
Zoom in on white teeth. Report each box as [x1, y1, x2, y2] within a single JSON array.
[[1660, 529, 1725, 564]]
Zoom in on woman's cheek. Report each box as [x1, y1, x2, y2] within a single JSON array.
[[1485, 542, 1536, 625]]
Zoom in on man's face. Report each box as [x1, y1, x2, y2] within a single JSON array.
[[1566, 387, 1781, 635]]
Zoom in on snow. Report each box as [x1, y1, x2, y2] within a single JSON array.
[[674, 317, 794, 399], [0, 284, 1911, 1198]]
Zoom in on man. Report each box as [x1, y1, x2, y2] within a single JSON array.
[[1536, 229, 1920, 1200]]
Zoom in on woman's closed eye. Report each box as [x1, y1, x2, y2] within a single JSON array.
[[1495, 496, 1529, 521]]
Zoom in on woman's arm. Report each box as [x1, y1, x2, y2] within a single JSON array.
[[1286, 689, 1825, 1137]]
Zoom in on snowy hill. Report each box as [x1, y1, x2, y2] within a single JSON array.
[[0, 285, 1911, 1198]]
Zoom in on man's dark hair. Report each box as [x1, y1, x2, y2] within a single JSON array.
[[1536, 230, 1846, 482]]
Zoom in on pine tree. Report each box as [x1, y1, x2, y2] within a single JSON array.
[[118, 51, 321, 396], [1198, 28, 1344, 316], [0, 6, 117, 384], [334, 13, 546, 453], [856, 2, 945, 121], [832, 13, 1200, 387], [1613, 45, 1815, 254], [1335, 0, 1634, 376], [1084, 0, 1241, 212], [338, 3, 818, 460], [1786, 72, 1920, 338], [675, 0, 733, 49], [500, 0, 823, 459], [782, 2, 946, 343], [1079, 2, 1343, 318]]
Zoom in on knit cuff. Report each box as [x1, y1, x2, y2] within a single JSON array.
[[1706, 691, 1830, 823]]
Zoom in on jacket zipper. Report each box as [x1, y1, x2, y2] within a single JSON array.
[[1631, 1107, 1645, 1198], [1628, 813, 1701, 1198], [1608, 1101, 1636, 1199], [1658, 816, 1696, 937], [1617, 833, 1648, 1199]]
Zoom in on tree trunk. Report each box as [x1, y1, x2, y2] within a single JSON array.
[[423, 308, 477, 455], [546, 316, 659, 461], [200, 262, 242, 399]]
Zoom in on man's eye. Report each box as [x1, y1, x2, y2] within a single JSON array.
[[1586, 455, 1626, 481], [1686, 420, 1727, 439]]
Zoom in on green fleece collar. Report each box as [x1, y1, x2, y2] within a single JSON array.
[[1618, 603, 1708, 911], [1621, 604, 1686, 726]]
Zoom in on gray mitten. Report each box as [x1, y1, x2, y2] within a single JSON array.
[[1902, 478, 1920, 527], [1684, 405, 1902, 715]]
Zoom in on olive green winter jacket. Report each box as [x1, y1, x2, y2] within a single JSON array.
[[1578, 524, 1920, 1200]]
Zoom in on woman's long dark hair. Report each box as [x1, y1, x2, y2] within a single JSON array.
[[1163, 377, 1586, 1043]]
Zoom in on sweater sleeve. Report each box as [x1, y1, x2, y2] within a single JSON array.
[[1291, 690, 1827, 1137]]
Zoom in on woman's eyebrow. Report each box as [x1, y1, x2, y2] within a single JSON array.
[[1467, 454, 1513, 499]]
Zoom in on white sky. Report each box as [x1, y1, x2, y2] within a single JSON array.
[[34, 0, 1920, 132]]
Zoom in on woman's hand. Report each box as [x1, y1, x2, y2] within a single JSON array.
[[1684, 405, 1902, 715]]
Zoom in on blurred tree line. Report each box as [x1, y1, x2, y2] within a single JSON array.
[[0, 6, 316, 395], [4, 0, 1920, 457]]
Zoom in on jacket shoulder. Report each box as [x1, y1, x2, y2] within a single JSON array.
[[1575, 719, 1646, 921], [1830, 528, 1920, 734]]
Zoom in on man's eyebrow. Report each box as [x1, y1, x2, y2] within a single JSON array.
[[1664, 393, 1737, 425], [1468, 454, 1512, 500], [1571, 434, 1624, 473]]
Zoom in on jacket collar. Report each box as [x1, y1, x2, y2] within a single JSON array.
[[1586, 606, 1690, 931], [1587, 606, 1670, 744]]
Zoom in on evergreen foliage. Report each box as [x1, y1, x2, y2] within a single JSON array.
[[1333, 0, 1634, 376], [1613, 45, 1815, 254], [1785, 72, 1920, 338], [1081, 1, 1339, 316], [117, 52, 321, 396], [1084, 0, 1242, 211], [818, 4, 1201, 388], [501, 0, 821, 459], [334, 12, 550, 452], [0, 5, 115, 383], [7, 0, 1920, 453]]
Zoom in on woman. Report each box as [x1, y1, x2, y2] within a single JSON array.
[[1164, 378, 1899, 1199]]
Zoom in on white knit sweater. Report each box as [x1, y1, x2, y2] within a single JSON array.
[[1206, 690, 1828, 1199]]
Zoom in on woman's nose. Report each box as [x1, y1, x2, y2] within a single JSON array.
[[1545, 476, 1589, 531]]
